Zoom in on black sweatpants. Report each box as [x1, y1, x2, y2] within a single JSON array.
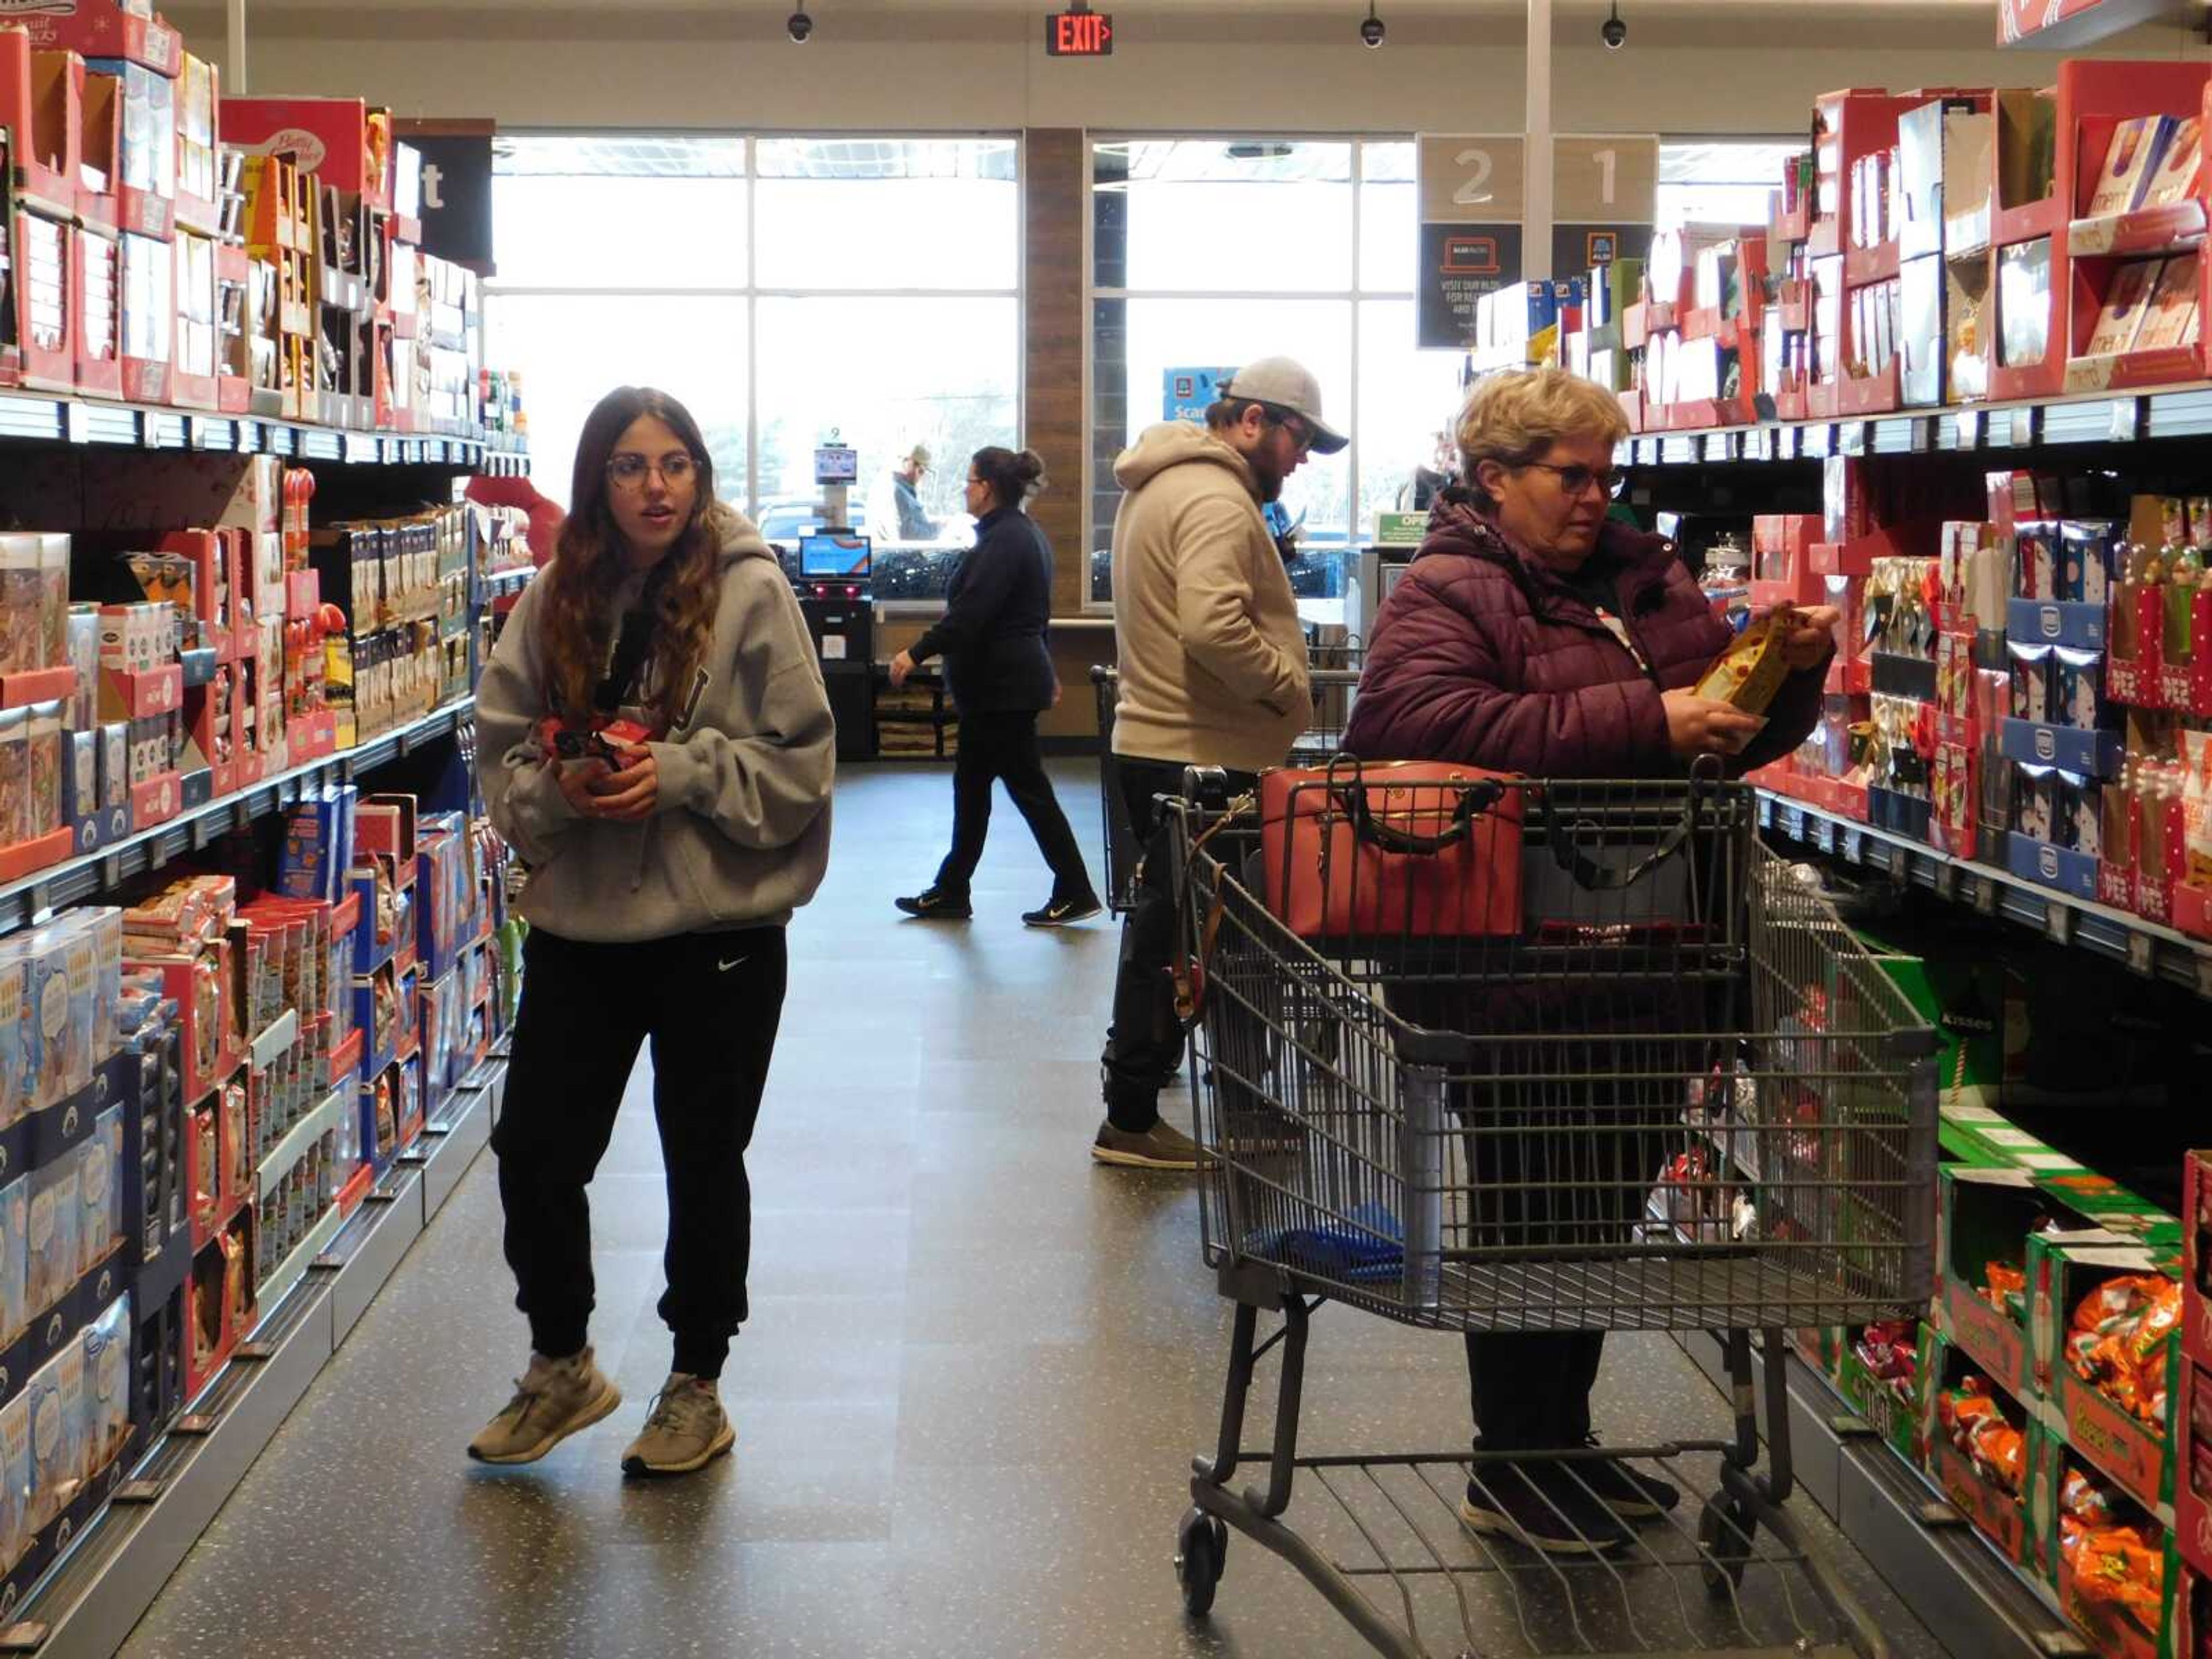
[[493, 924, 787, 1381], [1458, 1055, 1672, 1451], [1099, 757, 1255, 1132], [934, 709, 1095, 904]]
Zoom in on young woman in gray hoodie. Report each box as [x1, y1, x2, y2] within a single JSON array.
[[467, 386, 835, 1479]]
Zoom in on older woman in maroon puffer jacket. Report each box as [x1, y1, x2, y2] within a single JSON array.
[[1343, 369, 1836, 1558]]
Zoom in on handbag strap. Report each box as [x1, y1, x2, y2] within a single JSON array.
[[1536, 776, 1715, 892], [1338, 775, 1503, 857]]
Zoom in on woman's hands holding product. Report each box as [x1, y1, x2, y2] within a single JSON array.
[[588, 748, 660, 820], [1778, 605, 1842, 671], [543, 747, 658, 820], [1661, 690, 1766, 759]]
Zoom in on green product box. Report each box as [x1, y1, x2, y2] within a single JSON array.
[[2029, 1426, 2181, 1659], [2030, 1237, 2180, 1524], [1935, 1164, 2043, 1399], [1833, 1322, 1924, 1466], [1918, 1318, 2035, 1567], [1854, 942, 2009, 1107]]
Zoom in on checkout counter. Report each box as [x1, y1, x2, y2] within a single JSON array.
[[793, 531, 877, 761]]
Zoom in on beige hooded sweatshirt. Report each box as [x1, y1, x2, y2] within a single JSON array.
[[1107, 422, 1311, 775]]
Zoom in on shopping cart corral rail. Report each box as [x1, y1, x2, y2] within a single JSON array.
[[1165, 768, 1938, 1659]]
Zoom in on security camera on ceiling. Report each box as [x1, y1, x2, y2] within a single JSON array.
[[1359, 1, 1385, 48], [787, 7, 813, 42], [1601, 2, 1626, 49]]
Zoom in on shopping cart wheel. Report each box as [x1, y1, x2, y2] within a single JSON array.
[[1697, 1496, 1755, 1597], [1175, 1508, 1227, 1616]]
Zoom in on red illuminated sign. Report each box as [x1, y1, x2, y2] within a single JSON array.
[[1045, 9, 1113, 55]]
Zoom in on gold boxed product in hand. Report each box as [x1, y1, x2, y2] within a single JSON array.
[[1693, 608, 1797, 715]]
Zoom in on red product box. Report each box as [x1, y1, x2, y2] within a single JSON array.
[[0, 34, 81, 220], [2186, 1152, 2212, 1373], [219, 96, 389, 206], [2180, 1358, 2212, 1581], [96, 661, 180, 721], [72, 222, 121, 399], [14, 209, 73, 393], [2109, 583, 2166, 707], [18, 0, 179, 77]]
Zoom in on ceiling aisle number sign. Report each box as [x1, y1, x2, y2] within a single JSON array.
[[1550, 134, 1660, 285], [1416, 135, 1525, 350], [1415, 135, 1658, 351]]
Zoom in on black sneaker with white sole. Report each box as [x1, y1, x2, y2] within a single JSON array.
[[895, 887, 972, 921], [1459, 1460, 1635, 1555], [1023, 894, 1103, 927], [1574, 1438, 1681, 1518]]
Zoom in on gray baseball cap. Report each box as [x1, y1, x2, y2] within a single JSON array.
[[1221, 356, 1349, 454]]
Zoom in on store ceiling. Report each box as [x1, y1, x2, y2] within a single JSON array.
[[173, 0, 2194, 48]]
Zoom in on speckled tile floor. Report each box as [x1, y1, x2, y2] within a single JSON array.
[[116, 761, 1953, 1659]]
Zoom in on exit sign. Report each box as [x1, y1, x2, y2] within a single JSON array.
[[1045, 8, 1113, 55]]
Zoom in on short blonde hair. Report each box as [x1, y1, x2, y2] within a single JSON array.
[[1455, 369, 1629, 504]]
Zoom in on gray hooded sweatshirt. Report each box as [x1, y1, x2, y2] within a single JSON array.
[[475, 510, 835, 942]]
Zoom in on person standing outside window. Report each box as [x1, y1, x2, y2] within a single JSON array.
[[869, 444, 941, 544], [1093, 356, 1346, 1170], [469, 385, 836, 1479], [888, 447, 1102, 926]]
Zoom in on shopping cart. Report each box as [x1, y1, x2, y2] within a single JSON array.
[[1092, 645, 1364, 912], [1163, 764, 1938, 1659]]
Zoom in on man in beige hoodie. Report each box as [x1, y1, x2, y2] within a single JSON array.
[[1093, 356, 1345, 1169]]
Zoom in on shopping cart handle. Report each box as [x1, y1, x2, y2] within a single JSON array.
[[1180, 766, 1236, 808]]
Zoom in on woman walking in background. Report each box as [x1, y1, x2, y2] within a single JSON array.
[[891, 446, 1101, 926]]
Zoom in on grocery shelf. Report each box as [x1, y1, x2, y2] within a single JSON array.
[[0, 385, 524, 471], [1616, 379, 2212, 471], [1754, 788, 2212, 998], [1675, 1333, 2088, 1659], [5, 1072, 500, 1659], [0, 699, 475, 943]]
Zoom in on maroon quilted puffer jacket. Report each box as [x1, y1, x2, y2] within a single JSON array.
[[1343, 494, 1827, 775]]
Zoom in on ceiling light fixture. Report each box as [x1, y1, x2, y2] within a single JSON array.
[[1359, 1, 1385, 48], [787, 7, 813, 43], [1601, 2, 1627, 50]]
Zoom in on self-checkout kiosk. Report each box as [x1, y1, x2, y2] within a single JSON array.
[[796, 441, 875, 759]]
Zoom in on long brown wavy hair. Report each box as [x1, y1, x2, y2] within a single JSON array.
[[538, 386, 733, 725]]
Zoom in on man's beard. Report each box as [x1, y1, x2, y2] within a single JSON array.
[[1247, 454, 1287, 502]]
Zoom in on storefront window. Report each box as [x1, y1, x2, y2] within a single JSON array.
[[490, 132, 1020, 601], [755, 294, 1017, 599], [1091, 137, 1442, 622]]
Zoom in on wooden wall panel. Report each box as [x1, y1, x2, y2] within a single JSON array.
[[1024, 127, 1087, 623]]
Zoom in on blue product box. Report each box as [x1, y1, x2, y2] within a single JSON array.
[[1999, 718, 2125, 779], [2061, 520, 2124, 607], [277, 789, 340, 903], [2006, 597, 2108, 652], [2005, 831, 2101, 900]]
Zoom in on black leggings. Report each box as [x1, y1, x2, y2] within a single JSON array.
[[934, 709, 1094, 903], [493, 925, 787, 1380]]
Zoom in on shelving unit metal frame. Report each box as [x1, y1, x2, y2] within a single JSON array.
[[1619, 373, 2212, 1659], [0, 411, 521, 1654]]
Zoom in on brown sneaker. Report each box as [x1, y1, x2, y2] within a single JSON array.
[[467, 1348, 623, 1465], [1090, 1118, 1213, 1171], [620, 1375, 736, 1478]]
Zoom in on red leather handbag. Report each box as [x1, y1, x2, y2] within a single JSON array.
[[1257, 759, 1526, 942]]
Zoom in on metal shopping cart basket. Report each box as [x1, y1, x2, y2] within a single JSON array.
[[1093, 643, 1365, 912], [1163, 763, 1938, 1659]]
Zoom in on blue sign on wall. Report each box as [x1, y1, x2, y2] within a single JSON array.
[[1163, 366, 1238, 423]]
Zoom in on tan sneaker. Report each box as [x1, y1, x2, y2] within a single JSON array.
[[467, 1349, 623, 1465], [620, 1375, 736, 1478]]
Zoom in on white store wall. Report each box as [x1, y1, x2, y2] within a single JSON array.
[[169, 4, 2209, 137]]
